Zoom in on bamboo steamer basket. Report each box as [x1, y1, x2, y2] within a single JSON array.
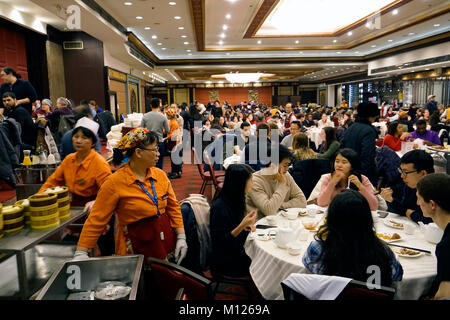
[[28, 193, 58, 209], [58, 202, 71, 220], [15, 199, 31, 225], [2, 205, 24, 234], [43, 186, 69, 200], [0, 203, 3, 239], [30, 214, 60, 230]]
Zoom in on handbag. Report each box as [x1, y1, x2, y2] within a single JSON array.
[[122, 179, 176, 259]]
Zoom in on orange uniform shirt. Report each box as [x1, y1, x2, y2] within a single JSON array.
[[78, 164, 184, 255], [39, 149, 112, 196]]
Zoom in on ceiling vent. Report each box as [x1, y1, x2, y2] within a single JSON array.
[[63, 41, 84, 50]]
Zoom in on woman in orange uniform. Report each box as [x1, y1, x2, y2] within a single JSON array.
[[73, 128, 187, 263], [39, 117, 112, 209]]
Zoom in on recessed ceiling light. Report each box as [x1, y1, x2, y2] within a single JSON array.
[[218, 40, 223, 45], [136, 16, 143, 19], [333, 39, 337, 43], [174, 16, 181, 20], [145, 26, 151, 30], [295, 40, 299, 44], [143, 71, 145, 75], [181, 35, 187, 38], [365, 22, 371, 28], [425, 68, 430, 70], [223, 25, 228, 30], [299, 51, 303, 54], [371, 45, 376, 47], [392, 9, 398, 15], [226, 14, 231, 19], [354, 51, 359, 53], [347, 31, 352, 36], [388, 39, 393, 42], [220, 33, 226, 38], [157, 43, 162, 45], [152, 35, 157, 39], [186, 49, 191, 52], [124, 2, 132, 6], [184, 41, 189, 45], [169, 1, 176, 5], [257, 40, 262, 44], [409, 32, 415, 35], [226, 53, 230, 55], [336, 51, 341, 54], [162, 48, 166, 50], [434, 24, 440, 27], [178, 27, 184, 30]]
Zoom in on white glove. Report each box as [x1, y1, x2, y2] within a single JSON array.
[[72, 250, 89, 261], [174, 234, 188, 265], [83, 201, 95, 215]]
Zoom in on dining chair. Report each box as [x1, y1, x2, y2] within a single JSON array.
[[203, 151, 225, 193], [192, 147, 217, 195], [282, 277, 395, 300], [146, 257, 214, 300]]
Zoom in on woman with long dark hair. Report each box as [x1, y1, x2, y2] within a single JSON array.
[[317, 148, 378, 210], [303, 189, 403, 286], [317, 126, 340, 160], [210, 164, 257, 276]]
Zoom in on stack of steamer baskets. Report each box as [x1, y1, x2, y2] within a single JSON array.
[[28, 193, 60, 230], [1, 204, 25, 234], [15, 199, 31, 226], [43, 186, 70, 220]]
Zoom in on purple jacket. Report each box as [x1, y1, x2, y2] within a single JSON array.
[[411, 130, 441, 145]]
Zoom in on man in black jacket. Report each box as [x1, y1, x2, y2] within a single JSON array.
[[342, 102, 379, 185], [0, 67, 37, 115], [380, 150, 434, 224], [2, 92, 36, 151]]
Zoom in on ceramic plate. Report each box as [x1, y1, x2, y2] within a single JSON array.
[[383, 219, 404, 229], [376, 233, 402, 243], [393, 248, 424, 258]]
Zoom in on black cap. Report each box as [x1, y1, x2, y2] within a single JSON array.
[[357, 103, 379, 118]]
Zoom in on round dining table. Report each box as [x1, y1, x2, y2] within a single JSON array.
[[244, 205, 438, 300], [306, 127, 323, 150]]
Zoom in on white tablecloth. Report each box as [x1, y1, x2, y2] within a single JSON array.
[[306, 128, 323, 150], [244, 205, 437, 300], [373, 122, 388, 138]]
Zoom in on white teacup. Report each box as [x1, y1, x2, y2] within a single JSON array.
[[404, 222, 416, 235], [289, 220, 300, 230], [307, 207, 318, 217], [266, 215, 277, 226], [285, 209, 298, 220], [298, 228, 309, 241], [287, 242, 303, 256]]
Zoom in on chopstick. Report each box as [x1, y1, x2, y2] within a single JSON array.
[[387, 243, 432, 255]]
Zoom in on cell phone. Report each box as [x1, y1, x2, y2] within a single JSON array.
[[377, 211, 389, 218], [256, 224, 276, 229]]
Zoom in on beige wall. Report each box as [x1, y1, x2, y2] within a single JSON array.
[[173, 88, 189, 105], [46, 41, 66, 103]]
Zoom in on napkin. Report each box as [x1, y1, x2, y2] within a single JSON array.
[[282, 274, 352, 300]]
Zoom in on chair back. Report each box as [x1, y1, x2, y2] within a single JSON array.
[[193, 147, 207, 178], [289, 158, 331, 199], [146, 257, 214, 300], [203, 151, 222, 187]]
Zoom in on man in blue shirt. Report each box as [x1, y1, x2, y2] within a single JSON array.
[[59, 104, 101, 160]]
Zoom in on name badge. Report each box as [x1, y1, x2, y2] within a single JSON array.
[[162, 193, 169, 200]]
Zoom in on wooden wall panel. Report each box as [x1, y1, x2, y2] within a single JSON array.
[[173, 88, 189, 105], [109, 79, 127, 117], [194, 87, 272, 106], [0, 26, 28, 81]]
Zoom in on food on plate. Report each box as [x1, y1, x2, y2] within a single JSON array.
[[376, 232, 401, 241], [395, 248, 420, 256], [389, 220, 404, 228]]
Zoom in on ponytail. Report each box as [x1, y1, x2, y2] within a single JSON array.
[[2, 67, 21, 79]]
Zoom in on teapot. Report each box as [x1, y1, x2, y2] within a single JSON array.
[[274, 226, 302, 249], [418, 222, 444, 244]]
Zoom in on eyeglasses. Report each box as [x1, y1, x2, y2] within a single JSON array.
[[398, 168, 417, 176]]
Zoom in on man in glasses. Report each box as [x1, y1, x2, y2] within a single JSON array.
[[380, 150, 434, 224]]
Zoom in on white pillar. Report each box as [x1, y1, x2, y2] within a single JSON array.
[[327, 85, 336, 107]]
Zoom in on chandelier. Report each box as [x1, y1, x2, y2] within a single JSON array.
[[224, 72, 262, 83]]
